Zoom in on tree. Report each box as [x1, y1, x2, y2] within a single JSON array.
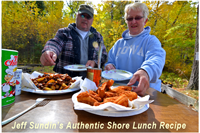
[[63, 1, 92, 18], [146, 1, 197, 77], [92, 1, 129, 52], [186, 5, 199, 90], [1, 0, 198, 72]]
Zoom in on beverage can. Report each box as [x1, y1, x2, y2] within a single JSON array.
[[87, 68, 102, 87], [15, 69, 22, 96], [2, 49, 18, 106]]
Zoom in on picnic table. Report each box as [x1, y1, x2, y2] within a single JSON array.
[[2, 86, 198, 132]]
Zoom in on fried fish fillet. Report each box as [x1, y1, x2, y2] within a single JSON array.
[[76, 79, 137, 107], [88, 90, 102, 102], [106, 79, 114, 88], [103, 96, 119, 103], [104, 91, 118, 98], [77, 91, 99, 106], [111, 86, 132, 93], [119, 91, 137, 101], [97, 82, 107, 98], [113, 94, 129, 107]]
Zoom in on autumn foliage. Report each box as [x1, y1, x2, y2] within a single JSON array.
[[1, 1, 198, 78]]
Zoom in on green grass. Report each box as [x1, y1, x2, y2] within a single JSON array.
[[160, 71, 189, 88], [32, 66, 55, 73], [160, 71, 198, 100]]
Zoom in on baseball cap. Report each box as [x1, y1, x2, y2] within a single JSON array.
[[78, 4, 94, 18]]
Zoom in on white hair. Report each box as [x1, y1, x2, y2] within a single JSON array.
[[124, 3, 149, 20]]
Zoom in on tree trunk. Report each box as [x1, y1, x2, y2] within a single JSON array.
[[111, 2, 114, 20], [186, 5, 199, 90]]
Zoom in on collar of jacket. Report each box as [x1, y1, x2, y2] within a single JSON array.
[[122, 26, 151, 40], [69, 23, 98, 34]]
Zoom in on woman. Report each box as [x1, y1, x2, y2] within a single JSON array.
[[105, 3, 166, 96]]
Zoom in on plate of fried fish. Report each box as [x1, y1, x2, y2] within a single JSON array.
[[72, 79, 153, 117]]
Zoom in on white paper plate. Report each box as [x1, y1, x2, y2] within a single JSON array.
[[72, 91, 149, 117], [72, 83, 151, 117], [22, 87, 80, 95], [102, 69, 133, 81], [85, 104, 149, 117], [64, 64, 92, 71]]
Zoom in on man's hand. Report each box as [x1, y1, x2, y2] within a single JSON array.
[[40, 51, 57, 66], [105, 64, 115, 70], [127, 69, 150, 96], [86, 60, 96, 68]]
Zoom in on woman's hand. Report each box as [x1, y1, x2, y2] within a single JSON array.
[[105, 64, 115, 70], [127, 69, 150, 96]]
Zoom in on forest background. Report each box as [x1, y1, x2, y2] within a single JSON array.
[[1, 1, 198, 96]]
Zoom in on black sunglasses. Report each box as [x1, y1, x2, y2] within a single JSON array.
[[126, 16, 144, 21], [80, 13, 92, 20]]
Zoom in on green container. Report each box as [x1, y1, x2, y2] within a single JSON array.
[[2, 49, 18, 106]]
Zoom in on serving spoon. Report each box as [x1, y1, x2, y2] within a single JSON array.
[[97, 41, 103, 69]]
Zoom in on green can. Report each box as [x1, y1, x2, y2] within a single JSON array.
[[2, 49, 18, 106]]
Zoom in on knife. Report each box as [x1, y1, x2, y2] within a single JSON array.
[[77, 66, 87, 69]]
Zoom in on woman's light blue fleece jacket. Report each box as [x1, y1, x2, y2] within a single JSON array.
[[105, 26, 166, 91]]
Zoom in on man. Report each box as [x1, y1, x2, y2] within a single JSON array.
[[40, 4, 107, 77]]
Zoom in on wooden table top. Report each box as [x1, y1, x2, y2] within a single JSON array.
[[2, 87, 198, 132]]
